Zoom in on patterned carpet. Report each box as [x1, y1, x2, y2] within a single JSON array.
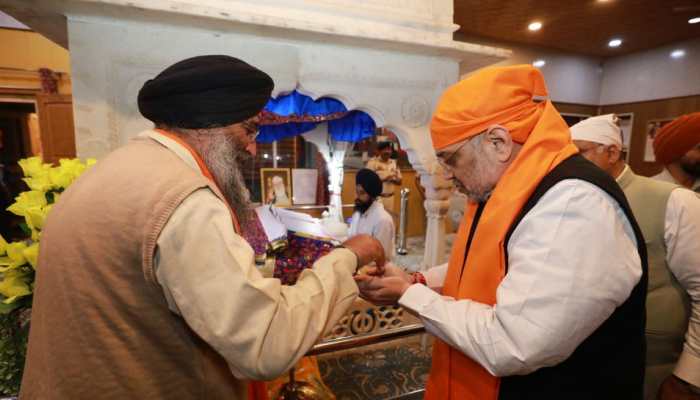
[[317, 336, 432, 400]]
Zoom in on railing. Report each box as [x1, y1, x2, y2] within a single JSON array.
[[308, 323, 424, 356], [397, 188, 410, 255]]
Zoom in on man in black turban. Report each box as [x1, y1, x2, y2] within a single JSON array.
[[136, 55, 275, 217], [21, 55, 387, 400], [349, 168, 396, 260]]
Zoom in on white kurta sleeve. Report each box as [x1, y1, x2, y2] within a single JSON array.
[[665, 189, 700, 387], [155, 189, 359, 380], [372, 213, 396, 261], [399, 180, 642, 377], [422, 263, 448, 292]]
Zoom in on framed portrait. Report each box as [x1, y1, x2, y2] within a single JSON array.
[[644, 118, 675, 162], [616, 113, 634, 161], [260, 168, 292, 207], [291, 168, 318, 205]]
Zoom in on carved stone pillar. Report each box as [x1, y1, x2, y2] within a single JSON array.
[[419, 166, 452, 268], [302, 126, 349, 221]]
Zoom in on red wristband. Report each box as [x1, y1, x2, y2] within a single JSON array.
[[411, 272, 427, 285]]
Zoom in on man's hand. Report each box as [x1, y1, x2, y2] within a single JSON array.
[[657, 375, 700, 400], [354, 263, 413, 305], [341, 234, 386, 269]]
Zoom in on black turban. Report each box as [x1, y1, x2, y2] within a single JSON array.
[[356, 168, 383, 198], [138, 55, 274, 129]]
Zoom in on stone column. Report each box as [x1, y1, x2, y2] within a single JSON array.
[[302, 126, 349, 222], [420, 167, 452, 269], [393, 125, 453, 270]]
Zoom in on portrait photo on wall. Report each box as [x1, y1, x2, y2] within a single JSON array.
[[260, 168, 292, 207], [644, 118, 675, 162], [291, 168, 318, 205], [617, 113, 634, 161]]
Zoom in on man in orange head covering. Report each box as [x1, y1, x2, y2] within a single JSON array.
[[653, 112, 700, 192], [356, 65, 648, 399]]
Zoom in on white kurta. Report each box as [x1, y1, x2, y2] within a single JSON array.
[[348, 200, 396, 261], [658, 186, 700, 386], [400, 179, 642, 377], [142, 131, 359, 381]]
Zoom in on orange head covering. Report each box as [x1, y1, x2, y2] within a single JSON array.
[[653, 112, 700, 165], [431, 64, 549, 150], [425, 65, 578, 400]]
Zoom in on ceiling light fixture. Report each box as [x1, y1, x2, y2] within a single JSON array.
[[528, 21, 543, 31], [689, 17, 700, 24], [671, 49, 686, 59], [608, 38, 622, 48], [533, 59, 546, 68]]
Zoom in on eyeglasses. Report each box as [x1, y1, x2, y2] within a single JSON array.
[[436, 124, 506, 169], [241, 118, 260, 141], [436, 139, 471, 169]]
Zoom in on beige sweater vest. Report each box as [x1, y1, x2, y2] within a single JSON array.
[[20, 136, 247, 399], [618, 167, 690, 396]]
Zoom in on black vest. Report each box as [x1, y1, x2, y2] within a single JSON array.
[[495, 155, 648, 400]]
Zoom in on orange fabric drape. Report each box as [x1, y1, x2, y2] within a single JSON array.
[[154, 129, 266, 400], [424, 65, 578, 400]]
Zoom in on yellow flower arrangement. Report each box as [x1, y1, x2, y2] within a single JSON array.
[[0, 156, 95, 311]]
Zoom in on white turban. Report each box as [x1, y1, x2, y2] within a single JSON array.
[[570, 114, 622, 148]]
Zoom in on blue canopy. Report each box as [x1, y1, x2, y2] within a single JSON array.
[[257, 91, 376, 143]]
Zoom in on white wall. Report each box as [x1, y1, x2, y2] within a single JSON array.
[[458, 37, 603, 105], [459, 37, 700, 107], [600, 38, 700, 105]]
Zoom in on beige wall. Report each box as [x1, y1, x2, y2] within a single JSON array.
[[0, 28, 70, 72]]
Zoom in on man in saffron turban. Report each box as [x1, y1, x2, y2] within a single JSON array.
[[357, 65, 647, 399], [652, 112, 700, 192]]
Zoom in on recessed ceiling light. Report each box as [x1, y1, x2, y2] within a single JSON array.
[[689, 17, 700, 24], [533, 59, 546, 68], [608, 38, 622, 48], [671, 49, 686, 59], [528, 21, 543, 31]]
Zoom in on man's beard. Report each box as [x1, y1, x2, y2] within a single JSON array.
[[680, 157, 700, 179], [354, 198, 373, 214], [452, 153, 495, 203], [200, 134, 252, 221], [453, 179, 493, 203]]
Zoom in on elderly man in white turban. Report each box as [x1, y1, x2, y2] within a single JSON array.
[[571, 114, 700, 399]]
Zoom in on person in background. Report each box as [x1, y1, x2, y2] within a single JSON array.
[[348, 168, 395, 261], [356, 65, 647, 400], [366, 141, 402, 214], [652, 112, 700, 192], [571, 113, 700, 400], [20, 55, 386, 400]]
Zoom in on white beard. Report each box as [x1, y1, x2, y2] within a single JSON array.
[[199, 134, 252, 221]]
